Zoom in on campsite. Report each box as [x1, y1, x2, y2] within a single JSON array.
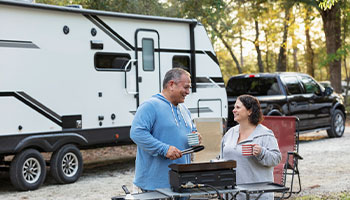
[[1, 0, 350, 199]]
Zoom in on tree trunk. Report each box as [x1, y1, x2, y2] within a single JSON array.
[[221, 37, 242, 74], [239, 30, 244, 68], [211, 25, 242, 74], [276, 6, 291, 72], [264, 32, 271, 72], [342, 6, 349, 104], [320, 3, 342, 93], [293, 47, 299, 72], [305, 8, 315, 77], [254, 20, 264, 72]]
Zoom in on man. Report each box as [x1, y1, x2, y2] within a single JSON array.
[[130, 68, 200, 191]]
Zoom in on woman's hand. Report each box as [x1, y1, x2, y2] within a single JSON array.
[[252, 144, 262, 156]]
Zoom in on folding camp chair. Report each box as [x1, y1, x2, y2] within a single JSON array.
[[261, 116, 303, 199]]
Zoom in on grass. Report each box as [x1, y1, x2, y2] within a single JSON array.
[[291, 192, 350, 200]]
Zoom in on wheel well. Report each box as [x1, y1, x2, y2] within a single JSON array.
[[266, 110, 283, 116], [52, 142, 80, 152], [334, 104, 346, 119], [21, 146, 46, 153], [14, 133, 87, 153]]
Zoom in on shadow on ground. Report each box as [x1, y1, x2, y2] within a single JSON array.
[[0, 156, 135, 192]]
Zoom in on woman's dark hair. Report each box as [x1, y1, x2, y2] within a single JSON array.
[[237, 94, 263, 125]]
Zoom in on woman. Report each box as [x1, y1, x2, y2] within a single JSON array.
[[221, 95, 281, 200]]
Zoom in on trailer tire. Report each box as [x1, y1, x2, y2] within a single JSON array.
[[10, 149, 46, 191], [50, 144, 83, 184], [327, 109, 345, 138]]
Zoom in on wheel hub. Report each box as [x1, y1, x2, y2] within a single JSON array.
[[22, 157, 41, 184], [61, 152, 78, 178]]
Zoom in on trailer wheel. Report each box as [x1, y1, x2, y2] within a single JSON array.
[[10, 149, 46, 191], [50, 144, 83, 184], [327, 109, 345, 138]]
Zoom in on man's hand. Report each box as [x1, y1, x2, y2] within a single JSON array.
[[197, 132, 202, 145], [166, 146, 182, 160]]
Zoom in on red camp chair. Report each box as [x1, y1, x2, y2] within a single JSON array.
[[261, 116, 303, 199]]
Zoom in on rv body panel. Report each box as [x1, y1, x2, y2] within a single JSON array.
[[0, 0, 227, 190], [0, 0, 227, 152]]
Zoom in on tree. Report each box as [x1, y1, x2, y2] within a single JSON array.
[[304, 5, 315, 76], [297, 0, 342, 92], [320, 3, 342, 92], [276, 2, 293, 72], [318, 0, 338, 10], [254, 19, 264, 72], [36, 0, 167, 16], [168, 0, 243, 74], [289, 5, 301, 72]]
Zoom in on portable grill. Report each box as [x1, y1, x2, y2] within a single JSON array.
[[168, 160, 237, 192]]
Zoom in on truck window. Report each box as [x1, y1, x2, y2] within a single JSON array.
[[281, 76, 303, 95], [226, 77, 281, 96], [300, 76, 321, 95], [142, 38, 155, 71], [94, 53, 131, 71], [173, 56, 190, 73]]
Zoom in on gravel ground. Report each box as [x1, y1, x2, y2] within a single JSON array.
[[294, 128, 350, 197], [0, 127, 350, 199]]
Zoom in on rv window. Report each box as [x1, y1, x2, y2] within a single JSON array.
[[173, 56, 190, 72], [95, 53, 131, 71], [142, 39, 155, 71]]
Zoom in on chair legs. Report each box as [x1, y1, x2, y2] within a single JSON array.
[[280, 152, 302, 199]]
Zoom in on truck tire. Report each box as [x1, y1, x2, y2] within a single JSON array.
[[50, 144, 83, 184], [327, 109, 345, 138], [10, 149, 46, 191]]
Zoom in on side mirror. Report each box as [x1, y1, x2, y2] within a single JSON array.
[[324, 86, 333, 96]]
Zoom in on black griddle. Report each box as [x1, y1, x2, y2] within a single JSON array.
[[168, 160, 237, 192]]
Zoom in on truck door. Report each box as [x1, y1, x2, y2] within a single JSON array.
[[135, 30, 160, 106], [299, 75, 331, 129], [280, 75, 310, 130]]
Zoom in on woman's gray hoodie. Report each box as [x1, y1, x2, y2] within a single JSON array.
[[220, 124, 281, 200]]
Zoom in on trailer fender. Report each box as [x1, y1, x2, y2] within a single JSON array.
[[14, 133, 88, 153]]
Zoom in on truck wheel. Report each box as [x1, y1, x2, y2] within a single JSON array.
[[50, 144, 83, 184], [10, 149, 46, 191], [327, 109, 345, 138]]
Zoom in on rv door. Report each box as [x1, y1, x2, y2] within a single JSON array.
[[135, 30, 160, 106]]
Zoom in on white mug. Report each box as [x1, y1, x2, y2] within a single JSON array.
[[187, 132, 199, 146]]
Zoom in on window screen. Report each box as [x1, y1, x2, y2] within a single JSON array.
[[281, 76, 303, 95], [173, 56, 190, 72], [142, 39, 154, 71], [94, 53, 131, 71]]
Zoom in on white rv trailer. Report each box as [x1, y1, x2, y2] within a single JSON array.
[[0, 0, 227, 190]]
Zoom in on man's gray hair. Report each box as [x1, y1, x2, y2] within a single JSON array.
[[163, 68, 190, 89]]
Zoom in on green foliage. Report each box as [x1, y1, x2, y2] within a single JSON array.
[[317, 0, 338, 10], [319, 45, 350, 69], [36, 0, 167, 16]]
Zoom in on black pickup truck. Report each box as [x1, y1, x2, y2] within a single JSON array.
[[226, 72, 346, 138]]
